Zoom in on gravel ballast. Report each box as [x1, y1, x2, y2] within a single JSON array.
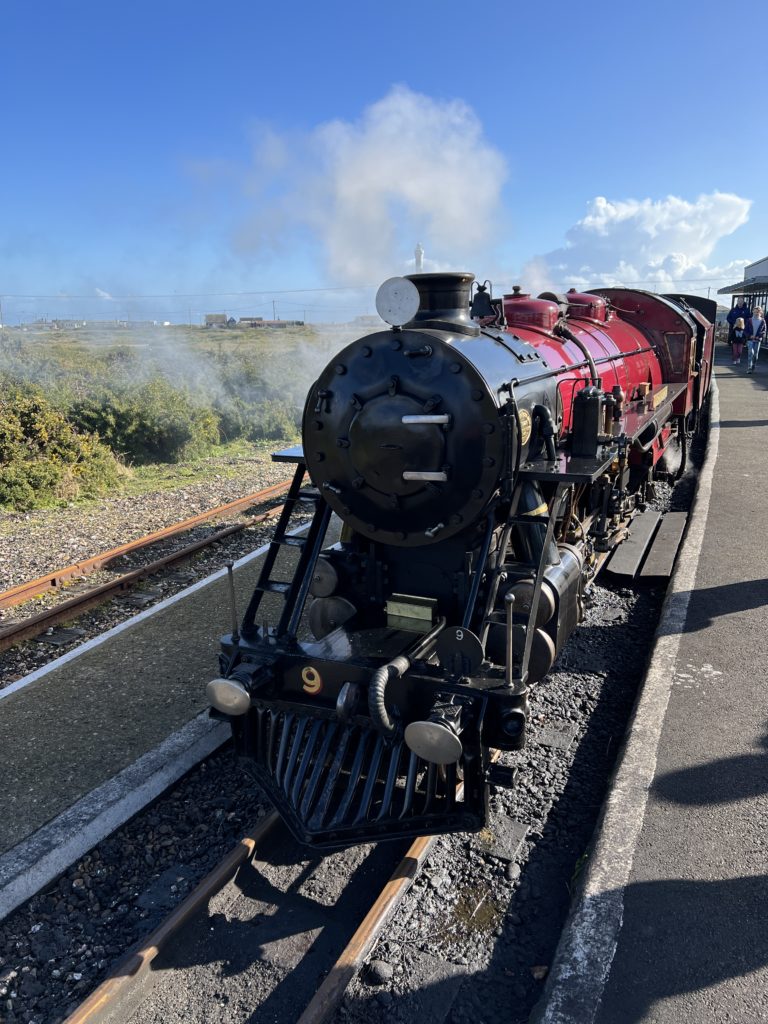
[[0, 450, 292, 593]]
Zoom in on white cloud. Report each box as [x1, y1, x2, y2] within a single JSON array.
[[520, 192, 751, 296], [239, 86, 508, 284], [95, 287, 114, 300]]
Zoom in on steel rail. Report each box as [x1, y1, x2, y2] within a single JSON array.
[[0, 505, 285, 654], [297, 827, 443, 1024], [296, 755, 500, 1024], [0, 479, 291, 610], [61, 812, 281, 1024]]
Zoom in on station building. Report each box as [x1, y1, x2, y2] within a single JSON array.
[[718, 255, 768, 311]]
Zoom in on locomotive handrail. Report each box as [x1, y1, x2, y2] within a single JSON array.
[[503, 346, 657, 390], [461, 512, 496, 629], [554, 320, 600, 385]]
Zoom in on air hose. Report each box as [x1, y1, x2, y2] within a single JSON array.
[[368, 617, 447, 736]]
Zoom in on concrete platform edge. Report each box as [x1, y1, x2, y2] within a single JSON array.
[[0, 535, 275, 704], [530, 380, 721, 1024], [0, 713, 229, 922]]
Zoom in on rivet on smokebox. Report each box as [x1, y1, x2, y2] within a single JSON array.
[[449, 362, 462, 373], [482, 456, 496, 467], [390, 338, 402, 350], [449, 514, 463, 525], [472, 489, 484, 500], [334, 364, 347, 375], [471, 389, 483, 401], [482, 423, 495, 434], [361, 346, 372, 357]]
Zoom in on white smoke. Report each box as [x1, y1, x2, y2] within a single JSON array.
[[241, 85, 508, 284], [519, 192, 751, 295]]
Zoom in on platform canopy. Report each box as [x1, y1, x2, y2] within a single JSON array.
[[718, 256, 768, 310]]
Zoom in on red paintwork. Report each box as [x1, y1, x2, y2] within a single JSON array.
[[563, 289, 607, 322], [501, 304, 662, 436], [500, 287, 710, 464], [503, 292, 560, 331]]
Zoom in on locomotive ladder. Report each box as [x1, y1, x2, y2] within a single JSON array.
[[240, 462, 331, 640]]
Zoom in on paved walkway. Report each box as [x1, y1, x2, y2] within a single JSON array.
[[537, 346, 768, 1023]]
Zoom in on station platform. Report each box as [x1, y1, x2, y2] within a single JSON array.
[[536, 348, 768, 1023], [0, 534, 312, 916]]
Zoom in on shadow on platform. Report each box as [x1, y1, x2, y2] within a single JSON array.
[[653, 728, 768, 806], [656, 578, 768, 636]]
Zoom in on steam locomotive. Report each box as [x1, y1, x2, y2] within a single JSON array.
[[206, 272, 714, 848]]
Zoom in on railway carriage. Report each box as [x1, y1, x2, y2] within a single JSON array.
[[206, 272, 714, 847]]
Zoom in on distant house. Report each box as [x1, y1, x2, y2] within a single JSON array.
[[205, 313, 228, 327], [238, 318, 304, 329]]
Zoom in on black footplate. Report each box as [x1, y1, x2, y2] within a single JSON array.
[[234, 703, 489, 848]]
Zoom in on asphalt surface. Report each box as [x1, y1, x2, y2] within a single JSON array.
[[0, 541, 288, 854], [537, 348, 768, 1023]]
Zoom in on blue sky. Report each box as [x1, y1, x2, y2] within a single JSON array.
[[2, 0, 766, 323]]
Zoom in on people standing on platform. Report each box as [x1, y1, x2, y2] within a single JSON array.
[[732, 318, 747, 364], [746, 307, 766, 374], [727, 299, 752, 341]]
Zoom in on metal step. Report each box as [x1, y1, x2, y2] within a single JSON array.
[[260, 580, 292, 594], [605, 510, 661, 580], [639, 511, 688, 580], [278, 536, 307, 548]]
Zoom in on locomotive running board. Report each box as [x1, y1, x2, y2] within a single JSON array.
[[606, 510, 688, 581], [605, 511, 661, 579], [638, 511, 688, 580]]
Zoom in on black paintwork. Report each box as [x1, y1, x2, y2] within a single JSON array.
[[211, 274, 707, 847]]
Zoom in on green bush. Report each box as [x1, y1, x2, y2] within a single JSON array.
[[0, 378, 121, 511], [69, 378, 220, 464], [248, 398, 300, 440]]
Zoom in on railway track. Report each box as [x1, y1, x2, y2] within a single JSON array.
[[61, 808, 451, 1024], [0, 481, 291, 654], [60, 751, 488, 1024]]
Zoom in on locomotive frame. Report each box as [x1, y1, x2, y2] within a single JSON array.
[[206, 272, 714, 848]]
